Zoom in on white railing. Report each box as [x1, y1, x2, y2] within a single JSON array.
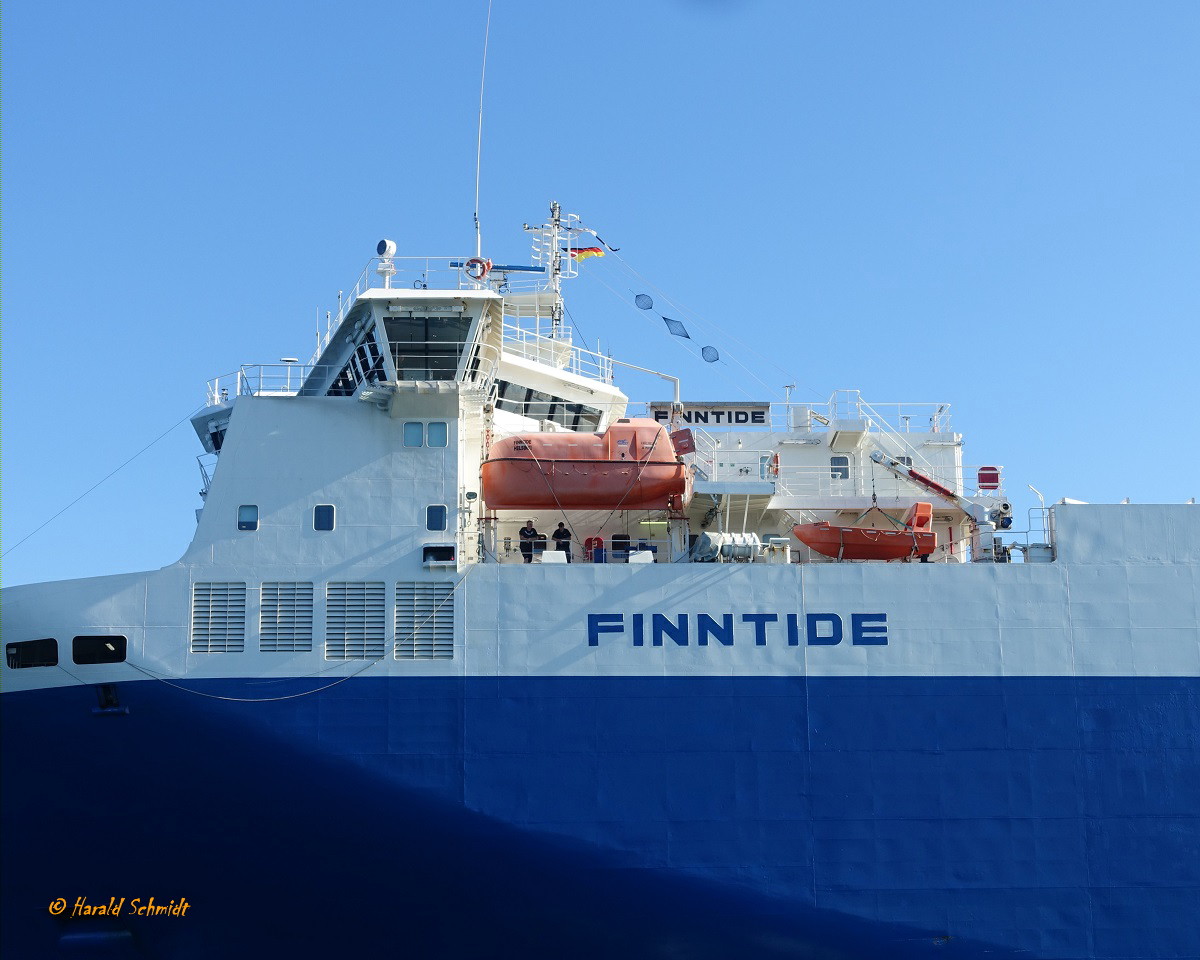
[[629, 394, 953, 438], [775, 464, 1006, 500], [206, 364, 332, 405], [311, 256, 551, 362], [501, 322, 613, 383], [196, 454, 218, 498]]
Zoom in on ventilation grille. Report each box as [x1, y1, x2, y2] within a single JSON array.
[[260, 582, 314, 652], [326, 582, 385, 659], [396, 582, 455, 660], [190, 582, 247, 653]]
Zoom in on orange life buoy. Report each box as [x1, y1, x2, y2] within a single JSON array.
[[464, 257, 492, 281]]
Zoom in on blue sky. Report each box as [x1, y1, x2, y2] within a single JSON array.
[[3, 0, 1198, 585]]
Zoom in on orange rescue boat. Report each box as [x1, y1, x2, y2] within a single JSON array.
[[793, 502, 937, 561], [481, 418, 691, 511]]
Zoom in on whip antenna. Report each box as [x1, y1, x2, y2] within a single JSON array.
[[473, 0, 494, 258]]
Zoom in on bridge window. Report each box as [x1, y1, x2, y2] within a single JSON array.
[[6, 637, 58, 669], [73, 635, 127, 665], [314, 505, 336, 531], [427, 422, 448, 447], [386, 314, 472, 381], [494, 380, 603, 431], [830, 456, 850, 480], [327, 316, 387, 396], [238, 505, 259, 531]]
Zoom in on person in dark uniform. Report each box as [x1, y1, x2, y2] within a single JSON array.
[[552, 521, 573, 563], [519, 520, 540, 563]]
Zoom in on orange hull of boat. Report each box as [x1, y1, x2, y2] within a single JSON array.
[[793, 522, 937, 561], [482, 418, 691, 511]]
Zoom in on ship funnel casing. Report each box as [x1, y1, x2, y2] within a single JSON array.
[[480, 419, 691, 511]]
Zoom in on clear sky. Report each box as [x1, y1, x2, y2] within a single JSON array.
[[3, 0, 1198, 586]]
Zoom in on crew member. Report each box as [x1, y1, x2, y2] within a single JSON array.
[[519, 520, 540, 563], [552, 521, 573, 563]]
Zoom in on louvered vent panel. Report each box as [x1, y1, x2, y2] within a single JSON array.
[[190, 582, 247, 653], [260, 582, 314, 652], [325, 582, 385, 659], [396, 582, 455, 660]]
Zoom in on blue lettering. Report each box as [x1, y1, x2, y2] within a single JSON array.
[[587, 614, 624, 646], [587, 611, 890, 648], [806, 613, 842, 645], [697, 613, 734, 646], [652, 614, 689, 646], [851, 613, 888, 645], [741, 613, 777, 645]]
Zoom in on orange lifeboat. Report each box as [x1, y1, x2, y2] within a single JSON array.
[[481, 418, 691, 511], [793, 502, 937, 561]]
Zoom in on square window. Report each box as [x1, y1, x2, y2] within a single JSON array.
[[403, 422, 424, 447], [830, 456, 850, 480], [427, 505, 448, 531], [238, 505, 259, 531], [427, 422, 448, 447], [314, 505, 336, 531]]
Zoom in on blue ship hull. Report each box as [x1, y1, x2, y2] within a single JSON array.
[[4, 676, 1198, 959]]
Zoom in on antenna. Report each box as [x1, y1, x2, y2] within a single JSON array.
[[473, 0, 494, 259]]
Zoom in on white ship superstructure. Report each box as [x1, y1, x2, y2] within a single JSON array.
[[3, 206, 1197, 960]]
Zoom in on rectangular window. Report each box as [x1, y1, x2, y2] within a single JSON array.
[[492, 379, 602, 429], [830, 456, 850, 480], [427, 422, 448, 447], [427, 505, 448, 531], [6, 637, 58, 669], [73, 635, 127, 665], [238, 504, 259, 531], [314, 505, 336, 531], [403, 422, 424, 447], [385, 315, 471, 381]]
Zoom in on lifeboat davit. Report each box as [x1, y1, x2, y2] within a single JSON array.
[[481, 418, 691, 511], [793, 502, 937, 561]]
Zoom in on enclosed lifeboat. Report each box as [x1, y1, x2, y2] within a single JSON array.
[[481, 418, 691, 511], [793, 501, 937, 561]]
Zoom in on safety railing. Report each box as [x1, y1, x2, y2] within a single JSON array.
[[311, 256, 551, 361], [496, 535, 677, 563], [773, 464, 969, 500], [196, 454, 218, 499], [501, 322, 614, 383], [206, 364, 335, 405], [630, 394, 953, 439]]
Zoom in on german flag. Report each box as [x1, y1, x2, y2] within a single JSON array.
[[564, 246, 605, 261]]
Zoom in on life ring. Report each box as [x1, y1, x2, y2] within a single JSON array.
[[464, 257, 492, 281], [769, 453, 780, 477]]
